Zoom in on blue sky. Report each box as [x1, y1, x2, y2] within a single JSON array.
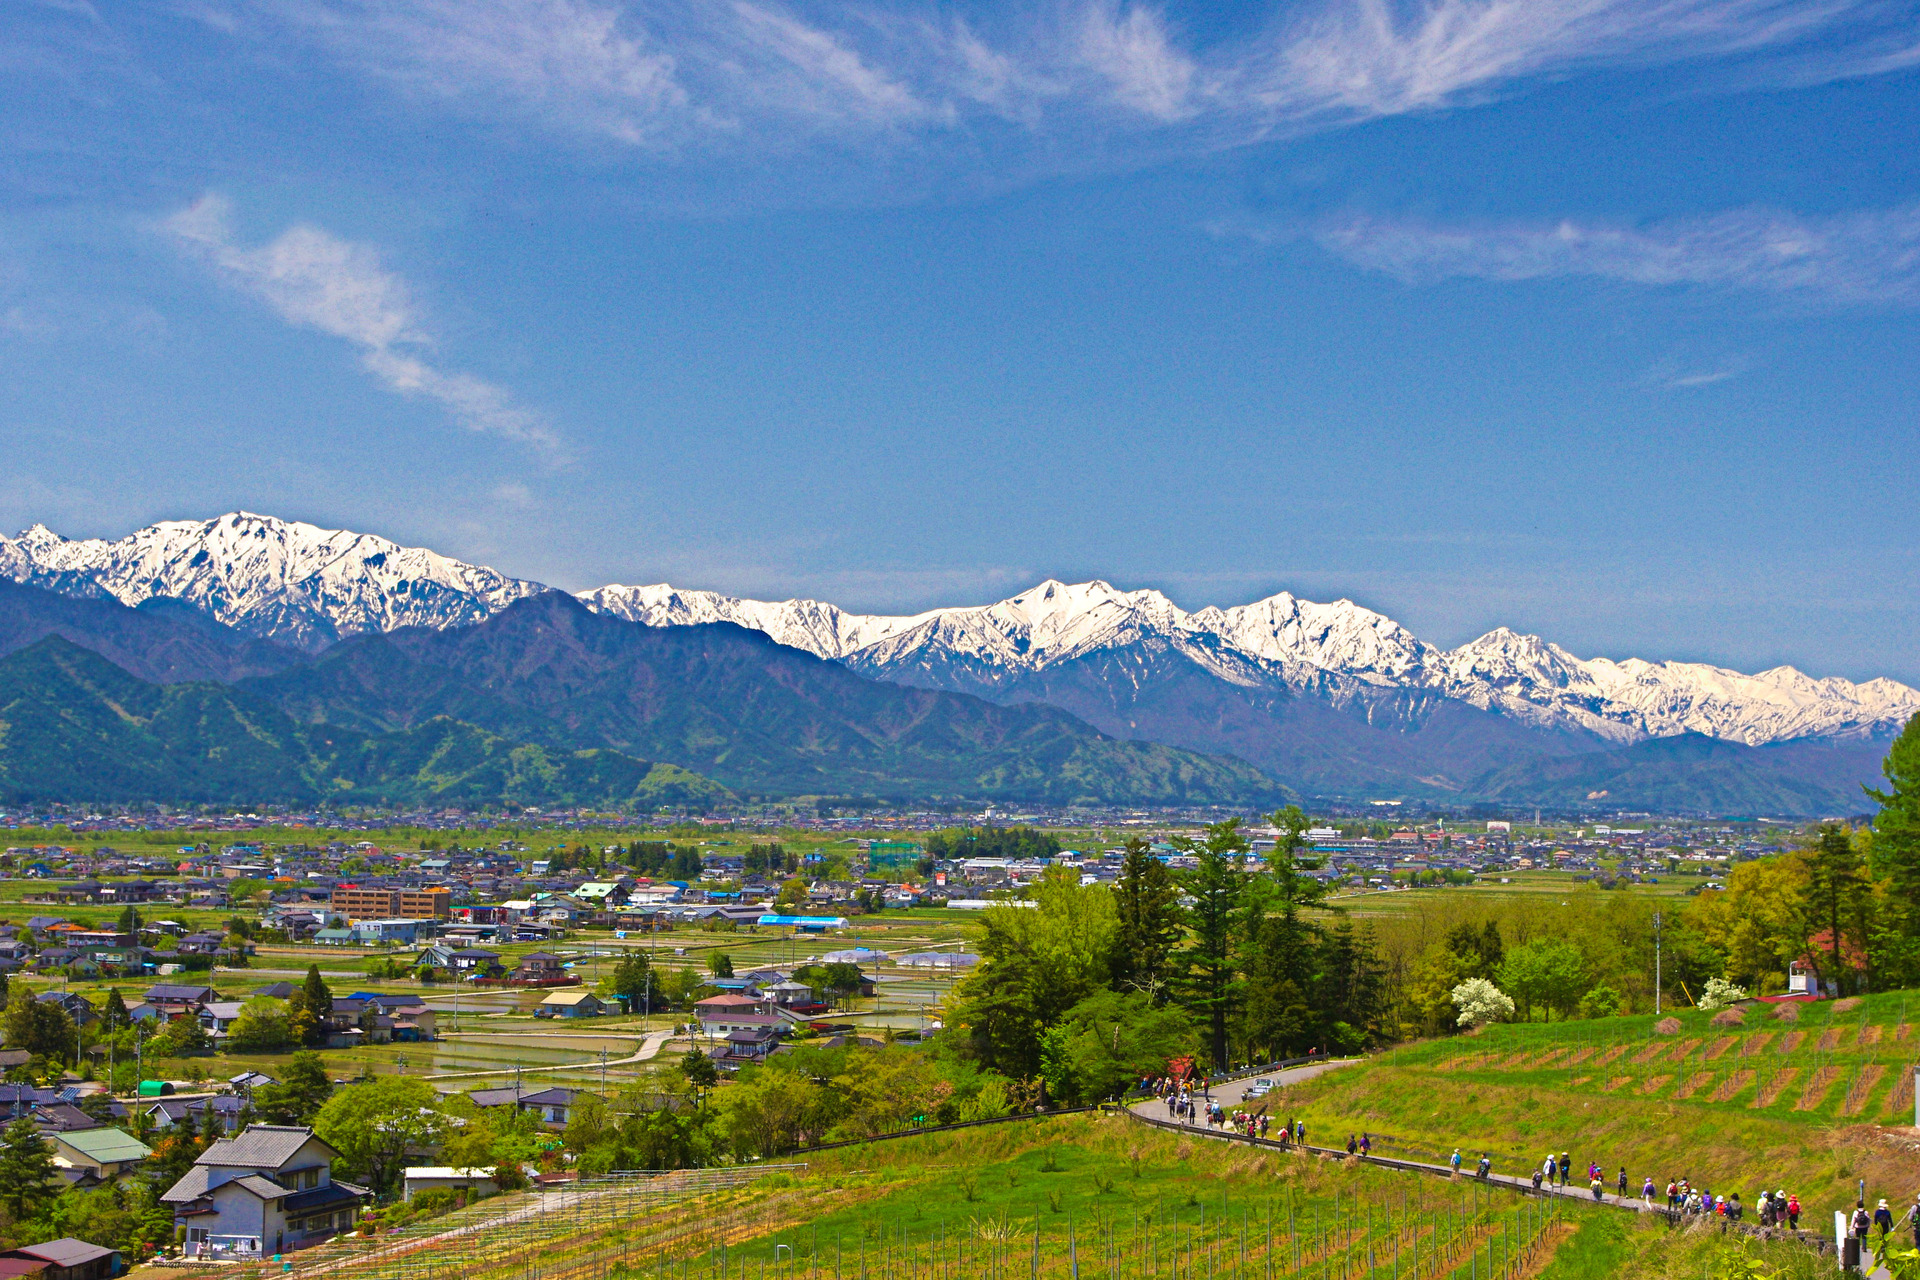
[[3, 0, 1918, 682]]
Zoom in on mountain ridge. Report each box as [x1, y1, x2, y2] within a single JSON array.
[[5, 512, 1912, 812]]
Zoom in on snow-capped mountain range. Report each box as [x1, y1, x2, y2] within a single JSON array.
[[5, 513, 1914, 753]]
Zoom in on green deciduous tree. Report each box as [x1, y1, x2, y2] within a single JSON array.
[[1, 986, 76, 1064], [252, 1051, 333, 1124], [1496, 938, 1589, 1022], [314, 1078, 447, 1197], [224, 998, 294, 1052], [951, 865, 1117, 1078]]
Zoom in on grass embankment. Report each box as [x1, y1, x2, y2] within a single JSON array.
[[142, 1114, 1612, 1280], [1266, 990, 1920, 1230]]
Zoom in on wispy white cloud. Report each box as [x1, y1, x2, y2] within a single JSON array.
[[269, 0, 688, 145], [209, 0, 1920, 153], [1075, 3, 1199, 121], [1294, 203, 1920, 305], [164, 195, 564, 456]]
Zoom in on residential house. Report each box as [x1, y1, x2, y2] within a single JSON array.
[[144, 984, 215, 1013], [196, 1003, 248, 1041], [414, 944, 499, 975], [34, 992, 97, 1026], [0, 1239, 123, 1280], [463, 1086, 578, 1127], [715, 1026, 781, 1063], [145, 1096, 247, 1135], [351, 918, 429, 946], [48, 1128, 152, 1180], [535, 992, 607, 1019], [0, 1086, 56, 1120], [161, 1124, 369, 1258], [507, 952, 570, 984]]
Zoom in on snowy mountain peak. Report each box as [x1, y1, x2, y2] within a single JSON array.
[[1, 511, 547, 650], [4, 512, 1916, 748]]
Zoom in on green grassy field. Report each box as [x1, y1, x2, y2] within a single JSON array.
[[1263, 991, 1920, 1237]]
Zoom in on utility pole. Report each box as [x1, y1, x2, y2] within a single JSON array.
[[1653, 912, 1663, 1016]]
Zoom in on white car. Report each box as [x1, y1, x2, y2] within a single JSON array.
[[1244, 1079, 1275, 1098]]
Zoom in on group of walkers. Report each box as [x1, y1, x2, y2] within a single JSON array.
[[1846, 1196, 1920, 1253], [1146, 1071, 1920, 1260]]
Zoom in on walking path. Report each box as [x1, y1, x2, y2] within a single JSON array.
[[1127, 1062, 1891, 1276]]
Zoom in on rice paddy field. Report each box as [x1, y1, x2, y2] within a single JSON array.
[[1261, 991, 1920, 1235]]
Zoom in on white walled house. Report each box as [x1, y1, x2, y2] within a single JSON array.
[[161, 1125, 370, 1258]]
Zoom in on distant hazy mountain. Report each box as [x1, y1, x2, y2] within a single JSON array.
[[8, 511, 1913, 812]]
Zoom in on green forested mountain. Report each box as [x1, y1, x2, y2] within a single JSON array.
[[241, 592, 1282, 806], [0, 637, 730, 807]]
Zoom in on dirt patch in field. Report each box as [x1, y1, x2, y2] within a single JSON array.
[[1753, 1068, 1799, 1108], [1602, 1076, 1631, 1093], [1831, 997, 1862, 1013], [1637, 1074, 1674, 1096], [1857, 1024, 1882, 1048], [1795, 1065, 1842, 1111], [1740, 1033, 1775, 1058], [1778, 1032, 1804, 1054], [1567, 1046, 1597, 1067], [1896, 1023, 1912, 1042], [1705, 1036, 1737, 1061], [1773, 1003, 1801, 1023], [1569, 1076, 1591, 1087], [1593, 1044, 1630, 1069], [1816, 1028, 1842, 1052], [1710, 1070, 1756, 1103], [1631, 1040, 1672, 1066], [1655, 1018, 1682, 1035], [1889, 1069, 1915, 1115], [1674, 1071, 1716, 1100], [1842, 1064, 1886, 1115], [1710, 1008, 1745, 1028]]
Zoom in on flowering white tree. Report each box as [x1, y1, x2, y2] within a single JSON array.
[[1696, 977, 1748, 1012], [1451, 977, 1516, 1028]]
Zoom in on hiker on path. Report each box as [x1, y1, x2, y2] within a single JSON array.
[[1532, 1167, 1545, 1193], [1450, 1149, 1463, 1175], [1787, 1193, 1800, 1230], [1590, 1174, 1605, 1202], [1873, 1199, 1895, 1246], [1850, 1205, 1871, 1245], [1903, 1194, 1920, 1250], [1478, 1153, 1492, 1180], [1617, 1167, 1628, 1198], [1560, 1152, 1572, 1188], [1360, 1133, 1371, 1156], [1545, 1154, 1558, 1185], [1643, 1177, 1656, 1207]]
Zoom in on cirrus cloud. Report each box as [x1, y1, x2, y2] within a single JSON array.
[[164, 195, 564, 458]]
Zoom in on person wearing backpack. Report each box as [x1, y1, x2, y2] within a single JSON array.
[[1873, 1200, 1895, 1246], [1786, 1193, 1800, 1229], [1450, 1149, 1463, 1175]]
